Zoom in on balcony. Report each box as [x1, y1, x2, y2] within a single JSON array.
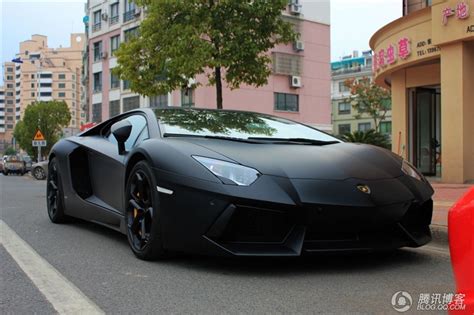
[[109, 15, 119, 25], [124, 9, 139, 23], [92, 23, 102, 33]]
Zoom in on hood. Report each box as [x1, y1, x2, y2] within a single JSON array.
[[182, 139, 404, 180]]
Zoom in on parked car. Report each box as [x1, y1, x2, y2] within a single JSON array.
[[22, 155, 33, 172], [47, 108, 435, 261], [0, 156, 5, 173], [3, 155, 26, 176], [32, 160, 48, 180]]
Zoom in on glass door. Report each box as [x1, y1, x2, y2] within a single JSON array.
[[412, 88, 441, 177]]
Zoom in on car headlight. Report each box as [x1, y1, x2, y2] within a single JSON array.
[[193, 156, 260, 186], [402, 160, 423, 181]]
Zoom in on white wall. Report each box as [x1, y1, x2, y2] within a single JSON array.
[[301, 0, 330, 25]]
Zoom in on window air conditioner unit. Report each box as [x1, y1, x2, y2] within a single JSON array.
[[101, 12, 108, 21], [101, 52, 108, 59], [290, 76, 302, 88], [290, 4, 302, 15], [294, 40, 304, 52]]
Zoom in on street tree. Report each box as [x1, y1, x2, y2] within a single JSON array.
[[14, 101, 71, 157], [344, 78, 392, 132], [114, 0, 298, 109]]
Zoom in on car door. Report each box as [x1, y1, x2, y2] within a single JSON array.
[[86, 114, 149, 213]]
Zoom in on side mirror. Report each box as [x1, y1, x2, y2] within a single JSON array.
[[111, 120, 132, 155]]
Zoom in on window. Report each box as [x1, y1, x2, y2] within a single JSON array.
[[358, 122, 371, 132], [59, 92, 66, 98], [7, 92, 13, 96], [31, 92, 35, 97], [109, 100, 121, 117], [274, 93, 299, 112], [7, 108, 13, 112], [380, 121, 392, 135], [123, 96, 140, 112], [31, 83, 35, 88], [6, 67, 13, 72], [123, 80, 131, 90], [93, 72, 102, 93], [338, 102, 351, 115], [7, 125, 14, 129], [40, 92, 52, 97], [40, 83, 52, 87], [58, 83, 66, 89], [338, 124, 351, 135], [72, 74, 76, 80], [110, 2, 119, 24], [124, 0, 137, 22], [93, 10, 102, 32], [40, 73, 52, 79], [124, 27, 139, 42], [181, 89, 195, 107], [6, 76, 13, 81], [339, 81, 350, 93], [58, 74, 66, 80], [110, 70, 120, 89], [110, 35, 120, 55], [93, 41, 102, 62], [7, 84, 13, 88], [150, 94, 168, 108], [92, 103, 102, 123], [7, 116, 13, 121], [31, 74, 35, 79]]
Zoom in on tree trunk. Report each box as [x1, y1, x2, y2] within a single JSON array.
[[215, 66, 223, 109]]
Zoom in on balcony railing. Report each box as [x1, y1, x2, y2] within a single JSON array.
[[124, 10, 137, 23], [109, 15, 119, 25], [92, 23, 101, 32], [331, 65, 372, 76]]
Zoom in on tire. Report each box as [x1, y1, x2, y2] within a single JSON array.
[[46, 158, 67, 223], [33, 167, 46, 180], [125, 161, 167, 260]]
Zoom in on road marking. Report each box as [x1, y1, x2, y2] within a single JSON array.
[[0, 220, 104, 315]]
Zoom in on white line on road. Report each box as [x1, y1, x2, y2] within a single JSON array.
[[0, 220, 104, 315]]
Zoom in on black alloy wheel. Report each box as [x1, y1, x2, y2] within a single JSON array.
[[33, 167, 46, 180], [126, 161, 167, 260], [47, 158, 66, 223]]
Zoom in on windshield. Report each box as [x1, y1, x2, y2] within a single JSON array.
[[6, 155, 21, 162], [155, 108, 340, 142]]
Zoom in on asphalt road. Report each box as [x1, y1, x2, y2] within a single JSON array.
[[1, 174, 455, 314]]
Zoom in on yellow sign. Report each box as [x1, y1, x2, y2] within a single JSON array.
[[33, 130, 45, 141]]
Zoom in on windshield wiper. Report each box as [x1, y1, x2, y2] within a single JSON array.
[[163, 133, 261, 144], [247, 137, 341, 146]]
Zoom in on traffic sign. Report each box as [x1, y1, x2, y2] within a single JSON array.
[[34, 130, 45, 141], [32, 140, 47, 147]]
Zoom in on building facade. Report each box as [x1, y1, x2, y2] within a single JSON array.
[[0, 34, 86, 146], [370, 0, 474, 183], [83, 0, 331, 131], [0, 62, 22, 150], [331, 51, 392, 136]]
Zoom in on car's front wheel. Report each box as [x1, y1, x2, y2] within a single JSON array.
[[33, 167, 46, 180], [47, 158, 67, 223], [125, 161, 167, 260]]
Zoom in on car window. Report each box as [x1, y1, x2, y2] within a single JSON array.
[[106, 114, 149, 151]]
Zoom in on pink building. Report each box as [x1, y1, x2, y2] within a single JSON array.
[[84, 0, 331, 131]]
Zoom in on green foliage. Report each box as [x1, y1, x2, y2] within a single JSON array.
[[4, 147, 17, 155], [114, 0, 297, 109], [344, 78, 392, 132], [13, 101, 71, 157], [341, 129, 390, 149]]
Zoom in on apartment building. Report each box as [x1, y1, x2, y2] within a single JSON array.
[[83, 0, 332, 131], [331, 51, 392, 136], [0, 62, 21, 148]]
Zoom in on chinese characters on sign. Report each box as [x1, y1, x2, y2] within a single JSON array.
[[442, 1, 470, 25], [373, 37, 412, 73]]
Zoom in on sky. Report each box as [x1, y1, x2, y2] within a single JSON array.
[[0, 0, 402, 84]]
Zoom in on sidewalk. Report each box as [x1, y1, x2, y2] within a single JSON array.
[[431, 183, 473, 227]]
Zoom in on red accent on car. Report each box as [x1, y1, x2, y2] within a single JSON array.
[[449, 187, 474, 315]]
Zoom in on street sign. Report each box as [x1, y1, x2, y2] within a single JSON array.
[[32, 140, 47, 147], [34, 130, 45, 141]]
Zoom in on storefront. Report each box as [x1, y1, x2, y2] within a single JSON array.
[[370, 0, 474, 184]]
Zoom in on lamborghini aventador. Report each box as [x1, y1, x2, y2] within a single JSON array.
[[47, 108, 434, 260]]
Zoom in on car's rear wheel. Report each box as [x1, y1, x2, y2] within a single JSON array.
[[33, 167, 46, 180], [47, 158, 67, 223], [125, 161, 167, 260]]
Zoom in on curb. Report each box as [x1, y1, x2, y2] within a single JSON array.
[[430, 224, 448, 247]]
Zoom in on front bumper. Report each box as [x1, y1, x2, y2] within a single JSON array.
[[153, 168, 434, 256]]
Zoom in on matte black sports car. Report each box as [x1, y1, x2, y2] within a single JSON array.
[[47, 108, 434, 260]]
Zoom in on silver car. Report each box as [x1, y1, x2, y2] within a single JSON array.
[[31, 160, 48, 180]]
